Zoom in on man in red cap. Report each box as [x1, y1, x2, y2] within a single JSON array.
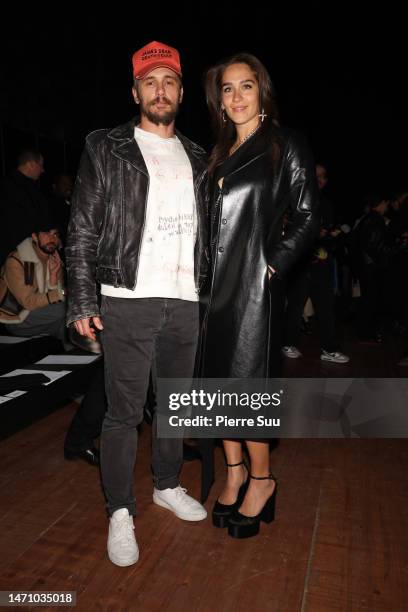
[[66, 40, 208, 567]]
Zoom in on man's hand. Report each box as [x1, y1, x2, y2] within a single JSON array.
[[49, 251, 62, 284], [74, 316, 104, 341]]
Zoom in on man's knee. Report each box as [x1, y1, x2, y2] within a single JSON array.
[[102, 411, 144, 433]]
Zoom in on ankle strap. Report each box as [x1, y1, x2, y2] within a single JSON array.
[[226, 460, 245, 467], [250, 472, 276, 480]]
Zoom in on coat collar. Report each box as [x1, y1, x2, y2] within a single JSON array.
[[16, 238, 48, 293], [16, 237, 40, 263], [108, 119, 148, 175], [220, 129, 273, 178], [107, 118, 207, 181]]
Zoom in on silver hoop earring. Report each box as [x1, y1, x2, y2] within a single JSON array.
[[221, 109, 227, 124]]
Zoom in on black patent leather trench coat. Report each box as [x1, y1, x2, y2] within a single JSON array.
[[199, 127, 320, 378]]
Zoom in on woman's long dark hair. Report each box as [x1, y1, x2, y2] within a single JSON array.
[[205, 53, 281, 176]]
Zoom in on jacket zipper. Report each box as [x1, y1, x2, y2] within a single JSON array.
[[194, 169, 206, 292]]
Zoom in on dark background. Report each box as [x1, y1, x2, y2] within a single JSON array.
[[1, 2, 406, 221]]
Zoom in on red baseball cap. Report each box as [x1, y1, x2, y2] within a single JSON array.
[[132, 41, 182, 80]]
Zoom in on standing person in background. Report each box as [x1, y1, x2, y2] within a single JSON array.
[[307, 164, 350, 363], [0, 149, 50, 266], [49, 173, 74, 250], [352, 193, 400, 344], [281, 164, 350, 363]]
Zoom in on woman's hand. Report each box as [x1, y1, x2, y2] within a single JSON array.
[[268, 265, 276, 279]]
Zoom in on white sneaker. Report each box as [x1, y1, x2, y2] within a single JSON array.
[[107, 508, 139, 567], [320, 350, 350, 364], [153, 486, 207, 521], [282, 345, 302, 359]]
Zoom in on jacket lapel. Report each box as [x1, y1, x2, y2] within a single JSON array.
[[109, 119, 148, 176], [223, 132, 269, 178], [16, 238, 45, 292], [107, 118, 207, 186]]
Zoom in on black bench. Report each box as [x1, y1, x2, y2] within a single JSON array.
[[0, 336, 102, 440], [0, 331, 63, 375]]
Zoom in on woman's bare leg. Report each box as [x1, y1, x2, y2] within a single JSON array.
[[238, 440, 275, 516], [217, 440, 247, 504]]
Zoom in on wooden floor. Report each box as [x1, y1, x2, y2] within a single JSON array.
[[1, 418, 408, 610], [0, 323, 407, 611]]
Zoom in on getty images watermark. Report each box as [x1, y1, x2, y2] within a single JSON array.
[[156, 378, 408, 439], [157, 378, 283, 438], [167, 388, 282, 430]]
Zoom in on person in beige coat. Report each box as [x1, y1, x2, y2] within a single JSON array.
[[0, 227, 66, 342]]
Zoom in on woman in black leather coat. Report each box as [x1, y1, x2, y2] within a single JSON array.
[[200, 53, 319, 538]]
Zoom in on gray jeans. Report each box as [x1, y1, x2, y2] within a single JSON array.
[[100, 296, 199, 517], [5, 302, 66, 341]]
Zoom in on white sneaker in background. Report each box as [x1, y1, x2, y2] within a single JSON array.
[[320, 350, 350, 364], [281, 345, 302, 359], [153, 486, 207, 521], [107, 508, 139, 567]]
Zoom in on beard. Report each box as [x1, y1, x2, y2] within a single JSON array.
[[140, 95, 179, 126], [39, 243, 58, 254]]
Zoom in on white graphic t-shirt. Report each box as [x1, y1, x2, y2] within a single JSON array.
[[101, 127, 198, 301]]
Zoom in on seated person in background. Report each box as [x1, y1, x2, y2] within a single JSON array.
[[0, 223, 67, 346], [0, 221, 101, 353]]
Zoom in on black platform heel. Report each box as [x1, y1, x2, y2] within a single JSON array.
[[227, 473, 277, 539], [212, 461, 249, 528]]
